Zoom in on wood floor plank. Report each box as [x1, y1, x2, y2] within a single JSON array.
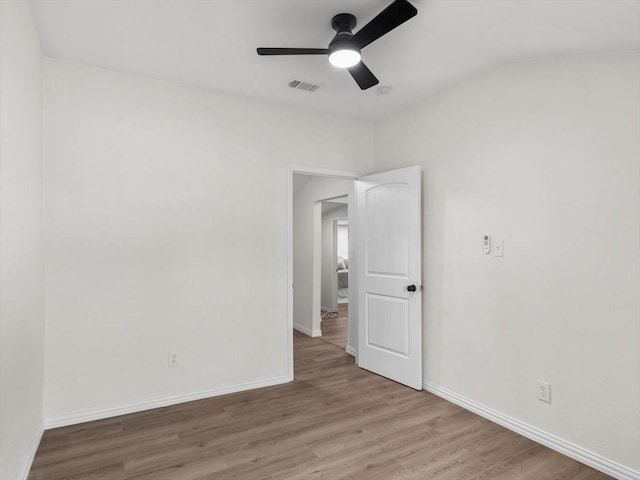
[[319, 303, 348, 350], [28, 330, 613, 480]]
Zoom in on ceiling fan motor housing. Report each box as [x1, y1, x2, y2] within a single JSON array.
[[329, 13, 359, 54], [331, 13, 357, 34]]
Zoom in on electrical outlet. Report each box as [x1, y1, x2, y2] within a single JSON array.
[[537, 380, 551, 403], [168, 351, 179, 367]]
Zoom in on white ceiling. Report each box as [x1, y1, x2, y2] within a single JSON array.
[[30, 0, 640, 121]]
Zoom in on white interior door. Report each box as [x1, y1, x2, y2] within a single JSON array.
[[356, 166, 422, 390]]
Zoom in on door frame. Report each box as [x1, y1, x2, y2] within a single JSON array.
[[314, 198, 348, 324], [287, 165, 362, 380], [331, 215, 348, 312]]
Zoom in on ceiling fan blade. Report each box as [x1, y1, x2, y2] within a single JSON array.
[[352, 0, 417, 50], [257, 48, 329, 56], [348, 62, 379, 90]]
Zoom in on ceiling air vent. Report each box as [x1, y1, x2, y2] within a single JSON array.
[[288, 80, 320, 92]]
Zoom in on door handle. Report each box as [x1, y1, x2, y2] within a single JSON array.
[[407, 285, 417, 292]]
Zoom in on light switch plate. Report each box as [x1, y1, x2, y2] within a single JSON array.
[[493, 240, 504, 257]]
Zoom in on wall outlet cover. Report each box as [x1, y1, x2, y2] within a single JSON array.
[[168, 351, 179, 367], [537, 380, 551, 403]]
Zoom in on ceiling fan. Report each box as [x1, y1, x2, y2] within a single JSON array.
[[256, 0, 418, 90]]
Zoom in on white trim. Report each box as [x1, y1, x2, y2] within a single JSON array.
[[332, 219, 339, 311], [18, 419, 44, 480], [44, 375, 290, 430], [423, 380, 639, 480], [287, 165, 363, 382], [289, 165, 363, 179], [346, 345, 357, 357], [332, 214, 349, 312], [312, 202, 323, 336], [293, 322, 322, 337]]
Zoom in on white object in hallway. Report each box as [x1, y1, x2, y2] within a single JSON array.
[[356, 166, 422, 390]]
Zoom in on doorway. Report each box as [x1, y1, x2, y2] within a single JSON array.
[[287, 166, 361, 379], [319, 201, 349, 350], [287, 165, 423, 390]]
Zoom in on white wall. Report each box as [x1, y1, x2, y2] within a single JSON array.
[[43, 59, 372, 423], [373, 53, 640, 474], [336, 223, 349, 260], [293, 176, 353, 337], [0, 1, 46, 478], [321, 204, 347, 311]]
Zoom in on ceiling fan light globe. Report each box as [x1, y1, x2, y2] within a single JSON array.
[[328, 49, 361, 68]]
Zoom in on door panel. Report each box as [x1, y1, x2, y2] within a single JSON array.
[[356, 166, 422, 390], [365, 184, 409, 277], [366, 294, 409, 357]]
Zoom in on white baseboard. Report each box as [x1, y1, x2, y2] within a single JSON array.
[[44, 375, 291, 430], [18, 419, 44, 480], [293, 323, 321, 337], [346, 345, 357, 357], [423, 380, 639, 480]]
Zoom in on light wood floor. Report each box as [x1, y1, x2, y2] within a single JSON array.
[[319, 303, 348, 350], [29, 329, 611, 480]]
